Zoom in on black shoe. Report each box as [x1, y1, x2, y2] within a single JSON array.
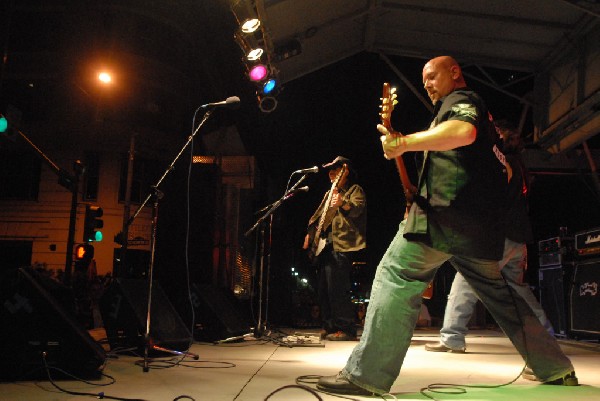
[[545, 371, 579, 386], [522, 368, 579, 386], [317, 372, 372, 395], [424, 342, 466, 353]]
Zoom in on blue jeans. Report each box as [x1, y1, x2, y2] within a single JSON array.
[[440, 238, 555, 349], [341, 222, 573, 394]]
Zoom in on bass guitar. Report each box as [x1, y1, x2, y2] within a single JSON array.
[[306, 164, 347, 263], [380, 83, 433, 300]]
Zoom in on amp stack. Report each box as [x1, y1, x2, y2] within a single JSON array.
[[570, 227, 600, 339], [537, 235, 574, 338]]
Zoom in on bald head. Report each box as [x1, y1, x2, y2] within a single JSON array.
[[422, 56, 467, 104]]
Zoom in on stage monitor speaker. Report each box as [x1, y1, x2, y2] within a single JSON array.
[[99, 278, 192, 353], [189, 284, 252, 342], [0, 268, 106, 381], [570, 260, 600, 337], [538, 266, 568, 337]]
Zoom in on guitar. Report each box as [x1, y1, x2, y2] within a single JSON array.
[[380, 83, 417, 214], [380, 83, 433, 299], [306, 165, 347, 263]]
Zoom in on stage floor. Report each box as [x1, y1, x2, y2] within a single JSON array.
[[2, 328, 599, 401]]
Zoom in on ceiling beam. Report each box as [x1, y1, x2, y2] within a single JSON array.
[[381, 2, 574, 30], [559, 0, 600, 18]]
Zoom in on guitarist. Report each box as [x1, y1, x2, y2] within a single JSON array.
[[317, 56, 576, 396], [302, 156, 367, 341]]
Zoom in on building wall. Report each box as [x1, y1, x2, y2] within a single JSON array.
[[0, 146, 152, 278]]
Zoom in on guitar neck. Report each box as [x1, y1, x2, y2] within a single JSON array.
[[394, 156, 414, 203], [380, 82, 416, 207]]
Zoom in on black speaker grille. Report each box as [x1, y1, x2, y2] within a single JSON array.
[[570, 261, 600, 336], [0, 268, 106, 381]]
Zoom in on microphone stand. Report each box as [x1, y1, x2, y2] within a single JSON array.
[[126, 109, 214, 372], [244, 174, 309, 338]]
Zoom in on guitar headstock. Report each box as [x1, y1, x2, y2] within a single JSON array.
[[335, 164, 347, 182], [380, 82, 397, 130]]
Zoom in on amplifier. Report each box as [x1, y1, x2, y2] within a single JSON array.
[[575, 227, 600, 257], [538, 237, 561, 253], [538, 236, 574, 266], [539, 252, 562, 267], [570, 260, 600, 336]]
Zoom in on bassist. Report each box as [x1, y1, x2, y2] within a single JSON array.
[[303, 156, 367, 341]]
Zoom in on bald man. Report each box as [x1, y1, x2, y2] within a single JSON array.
[[316, 56, 577, 396]]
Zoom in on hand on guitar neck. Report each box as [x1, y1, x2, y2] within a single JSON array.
[[379, 125, 407, 159]]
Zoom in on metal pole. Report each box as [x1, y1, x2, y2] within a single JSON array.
[[63, 163, 82, 286], [118, 133, 136, 277]]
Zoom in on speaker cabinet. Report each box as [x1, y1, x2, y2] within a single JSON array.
[[570, 260, 600, 337], [0, 268, 106, 381], [188, 284, 252, 342], [99, 278, 192, 353], [538, 266, 569, 337]]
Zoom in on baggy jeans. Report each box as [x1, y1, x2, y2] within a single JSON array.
[[440, 238, 555, 349], [341, 222, 574, 394]]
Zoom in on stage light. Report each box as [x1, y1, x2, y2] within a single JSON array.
[[247, 47, 263, 61], [231, 0, 261, 33], [259, 95, 278, 113], [234, 29, 264, 62], [241, 18, 260, 34], [248, 64, 268, 82], [230, 0, 281, 113], [263, 78, 277, 94]]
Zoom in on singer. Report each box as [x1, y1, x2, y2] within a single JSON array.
[[303, 156, 366, 341]]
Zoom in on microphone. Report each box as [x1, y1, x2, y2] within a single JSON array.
[[290, 186, 309, 194], [293, 166, 319, 174], [284, 186, 309, 199], [200, 96, 241, 109]]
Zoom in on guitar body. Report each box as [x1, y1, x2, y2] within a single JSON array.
[[380, 82, 433, 298], [306, 224, 327, 264], [422, 281, 434, 300]]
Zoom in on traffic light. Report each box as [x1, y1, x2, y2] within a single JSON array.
[[83, 204, 103, 242], [74, 243, 94, 271], [0, 114, 17, 141]]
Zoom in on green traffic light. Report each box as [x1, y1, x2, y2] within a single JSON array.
[[0, 116, 7, 133], [83, 204, 104, 242]]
